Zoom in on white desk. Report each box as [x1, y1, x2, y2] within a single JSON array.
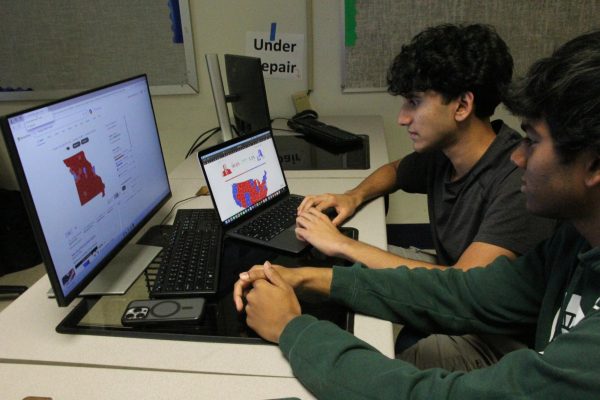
[[1, 363, 314, 400], [0, 114, 393, 397], [169, 115, 388, 180], [0, 178, 393, 379]]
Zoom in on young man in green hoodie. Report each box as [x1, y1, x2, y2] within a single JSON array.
[[233, 30, 600, 398]]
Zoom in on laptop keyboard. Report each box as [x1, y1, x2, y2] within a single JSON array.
[[236, 195, 303, 241], [150, 209, 222, 298]]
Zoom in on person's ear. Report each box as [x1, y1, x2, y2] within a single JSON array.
[[454, 91, 475, 122], [584, 154, 600, 188]]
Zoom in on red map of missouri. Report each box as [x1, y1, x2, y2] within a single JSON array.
[[64, 151, 106, 206]]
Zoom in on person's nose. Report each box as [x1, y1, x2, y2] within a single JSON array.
[[397, 108, 411, 126]]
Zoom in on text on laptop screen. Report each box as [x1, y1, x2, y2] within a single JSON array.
[[200, 130, 287, 224], [2, 75, 171, 306]]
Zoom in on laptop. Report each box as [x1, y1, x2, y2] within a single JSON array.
[[197, 128, 309, 253]]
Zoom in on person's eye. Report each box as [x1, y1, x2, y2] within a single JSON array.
[[523, 136, 539, 146]]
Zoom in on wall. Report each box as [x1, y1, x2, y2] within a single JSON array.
[[343, 0, 600, 90], [0, 0, 521, 224]]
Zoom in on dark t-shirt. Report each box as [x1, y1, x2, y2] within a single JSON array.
[[395, 120, 555, 265]]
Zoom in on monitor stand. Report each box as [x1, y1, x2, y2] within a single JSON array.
[[47, 242, 162, 298]]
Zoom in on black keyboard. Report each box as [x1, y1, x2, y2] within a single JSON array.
[[150, 209, 222, 298], [236, 195, 303, 241], [287, 117, 363, 148]]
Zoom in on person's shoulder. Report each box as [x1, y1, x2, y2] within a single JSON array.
[[534, 221, 590, 263], [473, 121, 522, 187], [481, 120, 523, 174]]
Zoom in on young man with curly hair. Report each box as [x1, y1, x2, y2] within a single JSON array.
[[297, 23, 552, 271], [235, 30, 600, 398], [295, 23, 555, 368]]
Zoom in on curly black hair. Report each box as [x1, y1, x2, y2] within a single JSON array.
[[387, 24, 513, 118], [504, 30, 600, 163]]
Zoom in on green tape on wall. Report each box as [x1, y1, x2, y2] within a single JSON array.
[[345, 0, 357, 47]]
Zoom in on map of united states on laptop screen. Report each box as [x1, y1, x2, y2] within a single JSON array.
[[200, 130, 287, 225]]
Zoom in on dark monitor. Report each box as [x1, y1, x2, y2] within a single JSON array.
[[224, 54, 272, 136], [0, 75, 171, 306]]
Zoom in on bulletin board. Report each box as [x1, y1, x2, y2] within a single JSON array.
[[342, 0, 600, 92], [0, 0, 198, 101]]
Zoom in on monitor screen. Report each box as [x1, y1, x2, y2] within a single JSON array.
[[0, 75, 171, 306], [224, 54, 272, 136]]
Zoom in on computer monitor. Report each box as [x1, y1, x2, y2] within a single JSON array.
[[224, 54, 272, 136], [205, 53, 272, 141], [0, 75, 171, 306]]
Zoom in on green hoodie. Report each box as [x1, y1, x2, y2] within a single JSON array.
[[279, 223, 600, 399]]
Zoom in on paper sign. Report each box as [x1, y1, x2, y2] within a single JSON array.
[[246, 29, 305, 80]]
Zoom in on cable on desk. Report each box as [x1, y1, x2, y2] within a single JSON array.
[[158, 195, 200, 226]]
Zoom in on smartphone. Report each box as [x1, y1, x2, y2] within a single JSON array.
[[121, 298, 205, 327]]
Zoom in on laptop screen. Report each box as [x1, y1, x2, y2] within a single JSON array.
[[198, 129, 288, 225]]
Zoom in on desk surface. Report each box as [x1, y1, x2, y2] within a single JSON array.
[[0, 178, 393, 378], [1, 362, 314, 400], [169, 115, 388, 180]]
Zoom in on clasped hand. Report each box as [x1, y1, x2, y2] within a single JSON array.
[[233, 261, 301, 343]]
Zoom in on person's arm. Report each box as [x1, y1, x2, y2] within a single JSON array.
[[296, 207, 517, 270], [297, 160, 400, 226], [330, 251, 545, 332], [348, 238, 516, 270], [282, 231, 595, 398], [238, 239, 600, 398], [237, 237, 548, 337], [279, 312, 600, 399], [340, 159, 401, 205]]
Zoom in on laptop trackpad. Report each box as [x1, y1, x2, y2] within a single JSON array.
[[268, 225, 308, 254]]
